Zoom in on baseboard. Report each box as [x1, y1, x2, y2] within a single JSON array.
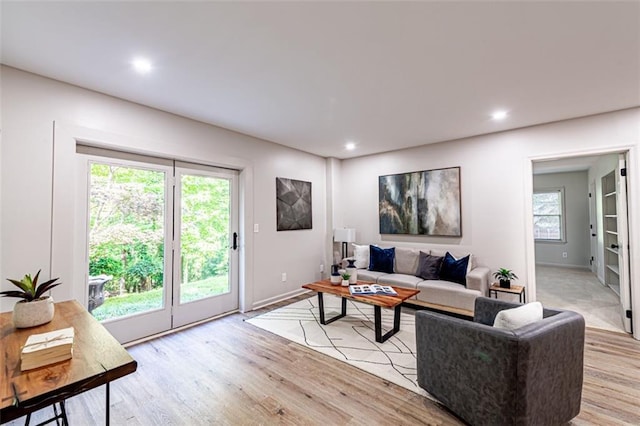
[[535, 262, 591, 270], [251, 288, 310, 311]]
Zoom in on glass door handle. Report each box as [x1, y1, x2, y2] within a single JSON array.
[[232, 232, 238, 250]]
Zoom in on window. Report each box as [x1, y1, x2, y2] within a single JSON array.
[[533, 189, 565, 241]]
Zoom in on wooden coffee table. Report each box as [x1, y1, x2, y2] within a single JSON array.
[[301, 279, 419, 343]]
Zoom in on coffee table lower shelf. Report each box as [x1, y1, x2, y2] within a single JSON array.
[[302, 280, 419, 343]]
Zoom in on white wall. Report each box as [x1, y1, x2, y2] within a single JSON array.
[[339, 108, 640, 337], [533, 171, 590, 268], [0, 66, 328, 312]]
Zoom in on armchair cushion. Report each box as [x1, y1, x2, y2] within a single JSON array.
[[493, 301, 543, 330]]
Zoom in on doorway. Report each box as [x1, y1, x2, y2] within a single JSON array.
[[532, 151, 631, 333], [78, 147, 239, 342]]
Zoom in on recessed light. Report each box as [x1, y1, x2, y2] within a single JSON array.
[[345, 142, 356, 150], [491, 110, 508, 121], [132, 57, 153, 74]]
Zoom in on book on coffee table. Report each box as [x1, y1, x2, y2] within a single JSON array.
[[349, 284, 398, 296]]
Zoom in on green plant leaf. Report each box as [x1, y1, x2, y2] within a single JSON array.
[[34, 279, 61, 299], [0, 290, 31, 300], [7, 278, 34, 295]]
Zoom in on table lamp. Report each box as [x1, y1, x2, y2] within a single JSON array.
[[333, 228, 356, 260]]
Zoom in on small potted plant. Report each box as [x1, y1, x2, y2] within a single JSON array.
[[1, 270, 62, 328], [341, 272, 351, 287], [494, 268, 517, 289]]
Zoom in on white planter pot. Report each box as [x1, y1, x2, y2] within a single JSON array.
[[13, 296, 55, 328], [341, 279, 349, 287]]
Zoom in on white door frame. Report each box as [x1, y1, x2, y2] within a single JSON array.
[[76, 151, 175, 343], [172, 162, 240, 328], [524, 145, 639, 340], [588, 180, 598, 276], [51, 122, 255, 342]]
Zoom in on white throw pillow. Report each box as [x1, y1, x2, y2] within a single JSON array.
[[352, 243, 370, 269], [493, 302, 543, 330]]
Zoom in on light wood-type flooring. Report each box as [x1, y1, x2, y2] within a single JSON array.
[[7, 295, 640, 425]]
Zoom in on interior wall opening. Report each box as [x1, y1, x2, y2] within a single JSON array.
[[532, 151, 631, 334]]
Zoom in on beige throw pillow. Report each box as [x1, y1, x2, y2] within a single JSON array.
[[351, 243, 370, 269], [493, 302, 543, 330]]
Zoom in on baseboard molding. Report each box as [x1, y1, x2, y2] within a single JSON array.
[[535, 262, 591, 270], [251, 288, 310, 311]]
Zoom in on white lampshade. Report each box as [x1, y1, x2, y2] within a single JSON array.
[[333, 228, 356, 243]]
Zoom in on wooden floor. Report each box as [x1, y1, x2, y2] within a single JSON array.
[[7, 295, 640, 425]]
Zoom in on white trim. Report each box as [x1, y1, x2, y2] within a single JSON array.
[[52, 121, 256, 333], [525, 144, 640, 340], [251, 288, 310, 311]]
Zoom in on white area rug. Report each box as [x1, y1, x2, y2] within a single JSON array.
[[247, 295, 430, 398]]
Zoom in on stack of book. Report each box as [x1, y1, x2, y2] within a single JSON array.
[[21, 327, 74, 371]]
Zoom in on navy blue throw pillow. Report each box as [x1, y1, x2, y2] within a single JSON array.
[[369, 246, 395, 274], [440, 252, 469, 286]]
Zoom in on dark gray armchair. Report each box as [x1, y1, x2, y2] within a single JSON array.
[[416, 297, 585, 426]]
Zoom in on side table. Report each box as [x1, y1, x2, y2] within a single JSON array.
[[489, 283, 526, 303]]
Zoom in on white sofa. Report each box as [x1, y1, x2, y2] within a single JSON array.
[[348, 246, 491, 316]]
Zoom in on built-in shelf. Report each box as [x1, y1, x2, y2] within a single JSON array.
[[602, 169, 620, 292], [606, 264, 620, 275]]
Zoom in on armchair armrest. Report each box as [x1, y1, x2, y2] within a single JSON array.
[[466, 266, 490, 294], [415, 310, 520, 424]]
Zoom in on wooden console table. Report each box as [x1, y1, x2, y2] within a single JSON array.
[[1, 300, 137, 424]]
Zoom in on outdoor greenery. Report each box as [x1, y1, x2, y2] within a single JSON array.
[[91, 276, 229, 321], [89, 163, 231, 320]]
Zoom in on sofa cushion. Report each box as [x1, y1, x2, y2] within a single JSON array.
[[440, 252, 469, 285], [493, 302, 543, 330], [417, 280, 481, 312], [369, 246, 395, 273], [377, 274, 422, 289], [416, 251, 443, 280], [394, 247, 421, 275], [357, 269, 389, 283], [351, 243, 370, 269]]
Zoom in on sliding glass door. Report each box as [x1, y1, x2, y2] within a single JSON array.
[[172, 162, 239, 327], [80, 150, 238, 342]]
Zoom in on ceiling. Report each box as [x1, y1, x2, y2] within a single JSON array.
[[1, 1, 639, 159]]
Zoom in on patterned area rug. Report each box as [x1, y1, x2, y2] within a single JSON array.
[[247, 295, 431, 398]]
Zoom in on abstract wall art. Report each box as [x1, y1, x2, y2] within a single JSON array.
[[379, 167, 461, 236], [276, 177, 312, 231]]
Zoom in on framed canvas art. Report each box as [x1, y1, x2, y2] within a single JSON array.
[[276, 177, 312, 231], [379, 167, 461, 236]]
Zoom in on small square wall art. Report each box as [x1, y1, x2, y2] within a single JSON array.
[[276, 177, 312, 231]]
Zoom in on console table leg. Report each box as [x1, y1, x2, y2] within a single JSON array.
[[106, 382, 110, 425]]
